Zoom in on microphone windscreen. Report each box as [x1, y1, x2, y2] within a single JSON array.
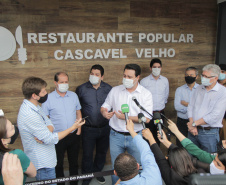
[[153, 112, 161, 120], [138, 113, 144, 119], [138, 113, 146, 123], [121, 104, 129, 114]]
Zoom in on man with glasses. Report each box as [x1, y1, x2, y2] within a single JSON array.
[[174, 67, 199, 147], [187, 64, 226, 153]]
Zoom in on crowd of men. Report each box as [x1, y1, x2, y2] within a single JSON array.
[[5, 60, 226, 185]]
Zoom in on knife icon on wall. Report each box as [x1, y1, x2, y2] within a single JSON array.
[[15, 25, 27, 64]]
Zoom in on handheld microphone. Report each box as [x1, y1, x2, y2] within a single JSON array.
[[121, 104, 129, 124], [153, 112, 163, 139], [138, 113, 146, 129]]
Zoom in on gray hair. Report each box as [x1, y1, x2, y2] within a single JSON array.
[[202, 64, 221, 77], [185, 67, 198, 75]]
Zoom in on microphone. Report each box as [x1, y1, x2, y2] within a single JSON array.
[[121, 104, 129, 124], [138, 113, 146, 129], [132, 97, 153, 118], [153, 112, 163, 139], [132, 96, 142, 109]]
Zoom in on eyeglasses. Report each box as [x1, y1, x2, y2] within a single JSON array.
[[201, 74, 216, 79]]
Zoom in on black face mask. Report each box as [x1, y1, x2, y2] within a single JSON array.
[[37, 93, 48, 104], [185, 76, 196, 84], [9, 126, 19, 144]]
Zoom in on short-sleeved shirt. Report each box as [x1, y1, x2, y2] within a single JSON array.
[[102, 84, 153, 132], [42, 90, 81, 133], [76, 81, 112, 127], [0, 149, 30, 185]]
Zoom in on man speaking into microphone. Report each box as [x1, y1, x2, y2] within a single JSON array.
[[101, 64, 153, 185]]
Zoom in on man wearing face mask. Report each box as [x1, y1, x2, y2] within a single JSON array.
[[174, 67, 199, 147], [76, 64, 112, 185], [218, 64, 226, 87], [218, 64, 226, 140], [187, 64, 226, 153], [42, 72, 82, 185], [18, 77, 85, 184], [140, 58, 169, 145], [101, 64, 153, 185]]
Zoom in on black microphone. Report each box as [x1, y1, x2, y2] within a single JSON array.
[[153, 112, 163, 139], [132, 96, 154, 119], [138, 113, 146, 129], [132, 97, 142, 109]]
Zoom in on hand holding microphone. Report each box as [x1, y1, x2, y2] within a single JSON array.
[[121, 104, 129, 124], [153, 112, 163, 139], [138, 113, 146, 129]]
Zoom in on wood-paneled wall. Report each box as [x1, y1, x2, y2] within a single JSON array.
[[1, 0, 218, 166]]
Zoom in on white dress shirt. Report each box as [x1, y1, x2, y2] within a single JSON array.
[[140, 74, 169, 111], [174, 83, 199, 119], [187, 82, 226, 128], [102, 84, 153, 132]]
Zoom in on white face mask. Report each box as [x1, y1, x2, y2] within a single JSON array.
[[219, 73, 226, 81], [152, 68, 161, 76], [201, 76, 213, 87], [58, 84, 69, 93], [123, 78, 134, 89], [89, 75, 100, 85], [210, 161, 225, 175]]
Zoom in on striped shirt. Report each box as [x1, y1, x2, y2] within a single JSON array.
[[17, 99, 59, 170], [187, 82, 226, 128]]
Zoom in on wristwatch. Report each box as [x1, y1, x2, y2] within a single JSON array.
[[192, 122, 196, 127]]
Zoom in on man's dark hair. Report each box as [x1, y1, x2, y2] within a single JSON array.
[[114, 153, 138, 181], [150, 58, 162, 68], [90, 64, 104, 76], [185, 67, 198, 76], [54, 72, 69, 82], [22, 77, 47, 99], [124, 64, 141, 77], [219, 64, 226, 71]]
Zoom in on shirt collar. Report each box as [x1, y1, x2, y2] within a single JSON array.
[[121, 83, 142, 93], [23, 99, 39, 111], [185, 82, 199, 89], [120, 174, 140, 184], [86, 81, 105, 89], [54, 89, 69, 97], [201, 82, 220, 92], [150, 74, 161, 80]]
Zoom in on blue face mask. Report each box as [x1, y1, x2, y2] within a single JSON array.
[[219, 73, 226, 81], [201, 76, 213, 86]]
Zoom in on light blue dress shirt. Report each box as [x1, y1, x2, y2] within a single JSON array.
[[42, 90, 81, 133], [187, 83, 226, 128], [140, 74, 169, 111], [18, 99, 59, 170], [119, 135, 162, 185], [174, 83, 199, 119]]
